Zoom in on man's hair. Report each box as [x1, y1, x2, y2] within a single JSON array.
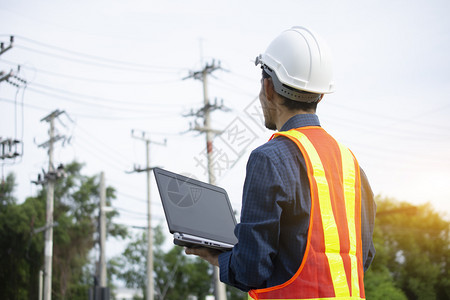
[[262, 69, 319, 112], [281, 95, 318, 112]]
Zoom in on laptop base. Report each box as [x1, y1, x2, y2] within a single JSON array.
[[173, 232, 233, 252]]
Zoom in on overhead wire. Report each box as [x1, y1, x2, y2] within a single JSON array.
[[210, 78, 257, 98], [213, 70, 450, 137], [3, 35, 449, 194], [321, 112, 450, 141], [71, 132, 128, 169], [327, 102, 450, 131], [13, 44, 184, 74], [11, 35, 186, 72], [69, 136, 129, 173], [26, 86, 178, 117], [0, 96, 49, 112], [115, 190, 163, 206], [113, 206, 148, 217], [113, 207, 165, 222], [211, 75, 449, 141], [0, 97, 166, 121], [1, 59, 183, 86], [28, 81, 177, 109]]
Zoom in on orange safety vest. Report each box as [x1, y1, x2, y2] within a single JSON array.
[[248, 126, 365, 300]]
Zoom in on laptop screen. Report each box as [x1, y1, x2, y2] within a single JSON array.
[[154, 168, 238, 245]]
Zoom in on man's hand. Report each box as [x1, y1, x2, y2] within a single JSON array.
[[185, 247, 221, 267]]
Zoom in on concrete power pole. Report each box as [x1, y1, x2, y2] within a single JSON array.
[[93, 171, 112, 299], [130, 130, 166, 300], [184, 60, 227, 300], [99, 171, 107, 288], [39, 110, 66, 300]]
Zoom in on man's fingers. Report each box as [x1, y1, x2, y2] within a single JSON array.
[[184, 247, 220, 267], [185, 247, 207, 257], [185, 247, 196, 255]]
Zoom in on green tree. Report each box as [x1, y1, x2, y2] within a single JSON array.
[[0, 173, 45, 300], [364, 220, 407, 300], [0, 162, 128, 299], [114, 224, 215, 300], [365, 196, 450, 300]]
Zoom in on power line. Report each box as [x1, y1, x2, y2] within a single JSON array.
[[70, 138, 128, 173], [13, 44, 182, 74], [0, 59, 183, 86], [71, 135, 127, 170], [210, 79, 256, 98], [114, 206, 148, 217], [116, 191, 163, 207], [26, 86, 177, 115], [0, 97, 170, 121], [28, 81, 176, 109], [113, 206, 165, 221], [327, 102, 450, 131], [322, 112, 450, 140], [74, 125, 129, 161], [10, 35, 185, 72]]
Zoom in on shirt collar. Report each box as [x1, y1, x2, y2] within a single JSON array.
[[280, 114, 321, 132]]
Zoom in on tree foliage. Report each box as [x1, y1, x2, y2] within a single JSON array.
[[365, 196, 450, 300], [0, 162, 127, 299], [113, 223, 248, 299], [3, 163, 449, 300], [113, 224, 213, 299], [0, 173, 45, 300]]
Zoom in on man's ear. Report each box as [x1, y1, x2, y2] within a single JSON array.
[[264, 78, 275, 101], [318, 94, 324, 103]]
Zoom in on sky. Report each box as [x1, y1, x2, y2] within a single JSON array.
[[1, 0, 450, 266]]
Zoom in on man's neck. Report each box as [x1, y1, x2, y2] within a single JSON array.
[[276, 110, 312, 131]]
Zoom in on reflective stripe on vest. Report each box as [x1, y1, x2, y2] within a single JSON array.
[[249, 127, 365, 300]]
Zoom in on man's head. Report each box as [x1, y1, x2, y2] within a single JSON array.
[[259, 69, 322, 130], [256, 26, 334, 130]]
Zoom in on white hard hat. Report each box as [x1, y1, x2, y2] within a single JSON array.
[[256, 26, 335, 101]]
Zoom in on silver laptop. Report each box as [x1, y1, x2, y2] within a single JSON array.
[[153, 167, 238, 251]]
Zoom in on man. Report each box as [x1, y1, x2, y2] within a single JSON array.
[[186, 26, 376, 299]]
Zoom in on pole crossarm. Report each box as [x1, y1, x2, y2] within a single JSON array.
[[182, 59, 222, 81], [0, 70, 13, 83], [126, 165, 161, 173], [0, 36, 14, 56], [131, 129, 167, 145], [40, 110, 65, 123]]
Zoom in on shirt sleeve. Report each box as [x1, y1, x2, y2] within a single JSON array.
[[219, 148, 288, 291], [360, 167, 376, 271]]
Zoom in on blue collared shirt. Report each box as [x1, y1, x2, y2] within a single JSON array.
[[218, 114, 376, 292]]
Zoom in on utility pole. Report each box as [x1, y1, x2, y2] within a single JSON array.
[[0, 36, 15, 85], [39, 110, 66, 300], [93, 171, 111, 300], [129, 130, 166, 300], [184, 60, 227, 300], [1, 37, 26, 165], [99, 171, 107, 288]]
